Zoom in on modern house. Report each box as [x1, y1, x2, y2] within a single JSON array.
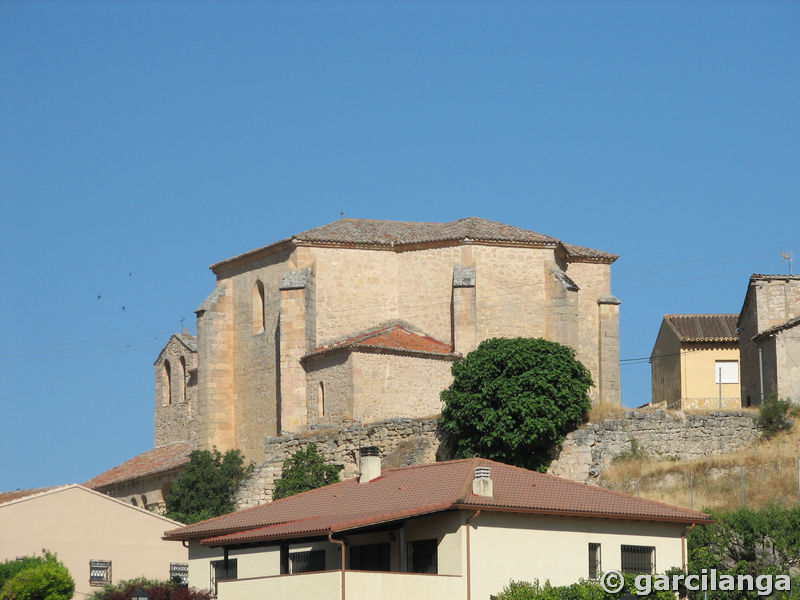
[[0, 484, 188, 598], [163, 450, 709, 600], [650, 314, 740, 410], [737, 274, 800, 406]]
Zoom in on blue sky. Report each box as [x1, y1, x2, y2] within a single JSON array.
[[1, 1, 798, 491]]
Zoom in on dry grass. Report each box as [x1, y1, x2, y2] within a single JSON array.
[[599, 421, 800, 512], [588, 402, 629, 422]]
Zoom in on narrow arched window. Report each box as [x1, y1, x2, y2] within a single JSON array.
[[178, 356, 187, 403], [163, 360, 172, 406], [131, 497, 138, 506], [253, 280, 266, 333], [141, 494, 147, 507], [318, 381, 325, 418]]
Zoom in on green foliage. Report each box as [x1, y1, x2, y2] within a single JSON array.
[[440, 337, 593, 471], [757, 395, 797, 438], [687, 505, 800, 599], [272, 443, 342, 500], [0, 555, 74, 600], [165, 448, 254, 524], [490, 576, 676, 600], [612, 438, 647, 463], [86, 578, 213, 600]]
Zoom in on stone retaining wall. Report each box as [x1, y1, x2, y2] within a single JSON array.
[[547, 410, 760, 483]]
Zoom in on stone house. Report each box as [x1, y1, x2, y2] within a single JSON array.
[[153, 217, 621, 466], [0, 485, 188, 599], [650, 314, 741, 410], [737, 274, 800, 405], [163, 452, 709, 600]]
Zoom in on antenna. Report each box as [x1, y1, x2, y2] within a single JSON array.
[[781, 250, 794, 275]]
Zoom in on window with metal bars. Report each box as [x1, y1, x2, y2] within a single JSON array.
[[210, 559, 238, 595], [621, 545, 654, 574], [89, 560, 111, 586], [170, 562, 189, 585], [588, 543, 601, 579], [350, 542, 391, 571], [289, 549, 325, 573]]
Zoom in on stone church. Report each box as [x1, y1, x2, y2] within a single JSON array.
[[153, 217, 621, 467]]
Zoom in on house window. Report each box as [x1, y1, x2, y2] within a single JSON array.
[[89, 560, 112, 586], [289, 550, 325, 573], [170, 562, 189, 585], [408, 539, 438, 574], [621, 545, 654, 574], [715, 360, 739, 384], [210, 559, 237, 595], [350, 542, 390, 571], [588, 543, 601, 579]]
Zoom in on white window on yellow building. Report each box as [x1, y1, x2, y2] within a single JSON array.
[[715, 360, 739, 384]]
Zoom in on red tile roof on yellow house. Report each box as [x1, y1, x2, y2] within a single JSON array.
[[163, 458, 710, 545], [302, 323, 458, 361], [84, 441, 195, 490]]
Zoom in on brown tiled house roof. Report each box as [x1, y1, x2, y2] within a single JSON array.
[[84, 441, 195, 490], [664, 314, 739, 343], [163, 458, 710, 544], [211, 217, 618, 271], [302, 323, 457, 361]]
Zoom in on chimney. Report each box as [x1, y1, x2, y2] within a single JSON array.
[[359, 446, 381, 483], [472, 466, 493, 497]]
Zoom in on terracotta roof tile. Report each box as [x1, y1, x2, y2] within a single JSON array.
[[211, 218, 617, 271], [753, 316, 800, 341], [303, 323, 456, 361], [0, 486, 61, 506], [163, 459, 709, 544], [664, 314, 739, 343], [84, 441, 195, 490]]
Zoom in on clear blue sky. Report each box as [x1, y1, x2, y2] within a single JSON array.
[[1, 1, 798, 492]]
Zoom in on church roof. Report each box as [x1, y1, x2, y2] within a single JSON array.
[[163, 458, 710, 544], [302, 323, 458, 361], [663, 314, 739, 343], [83, 441, 195, 490], [211, 217, 618, 272]]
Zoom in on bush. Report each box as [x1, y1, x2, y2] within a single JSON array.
[[441, 337, 593, 471], [757, 395, 796, 438], [491, 576, 676, 599], [273, 443, 341, 500], [165, 447, 254, 524], [0, 559, 74, 600], [86, 578, 213, 600]]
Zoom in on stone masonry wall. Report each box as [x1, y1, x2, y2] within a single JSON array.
[[235, 410, 761, 509], [235, 417, 446, 509], [547, 410, 760, 483]]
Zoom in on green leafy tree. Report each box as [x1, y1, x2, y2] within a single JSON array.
[[441, 337, 593, 471], [86, 578, 213, 600], [165, 448, 254, 524], [757, 394, 797, 438], [272, 443, 341, 500], [0, 556, 74, 600]]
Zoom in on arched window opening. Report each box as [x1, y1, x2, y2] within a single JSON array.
[[163, 360, 172, 406], [141, 495, 147, 507], [318, 381, 325, 418], [131, 497, 138, 506], [178, 356, 187, 403], [253, 280, 266, 333]]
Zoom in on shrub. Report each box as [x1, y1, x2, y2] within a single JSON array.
[[86, 578, 213, 600], [273, 443, 341, 500], [757, 395, 796, 438], [0, 560, 74, 600], [441, 337, 593, 471]]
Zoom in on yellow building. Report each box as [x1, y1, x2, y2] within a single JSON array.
[[163, 451, 709, 600], [650, 314, 740, 410]]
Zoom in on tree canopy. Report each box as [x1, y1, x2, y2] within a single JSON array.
[[0, 553, 74, 600], [165, 448, 254, 524], [440, 337, 593, 471], [272, 443, 342, 500]]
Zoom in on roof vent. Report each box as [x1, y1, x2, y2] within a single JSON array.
[[359, 446, 381, 484], [473, 466, 493, 497]]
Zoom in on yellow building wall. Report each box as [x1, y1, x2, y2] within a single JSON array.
[[0, 486, 187, 599], [681, 347, 741, 409]]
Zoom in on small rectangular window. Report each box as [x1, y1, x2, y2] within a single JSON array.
[[170, 562, 189, 585], [89, 560, 112, 586], [715, 360, 739, 384], [408, 539, 438, 574], [350, 543, 391, 571], [210, 559, 238, 595], [621, 545, 654, 574], [588, 543, 601, 579], [289, 550, 325, 573]]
